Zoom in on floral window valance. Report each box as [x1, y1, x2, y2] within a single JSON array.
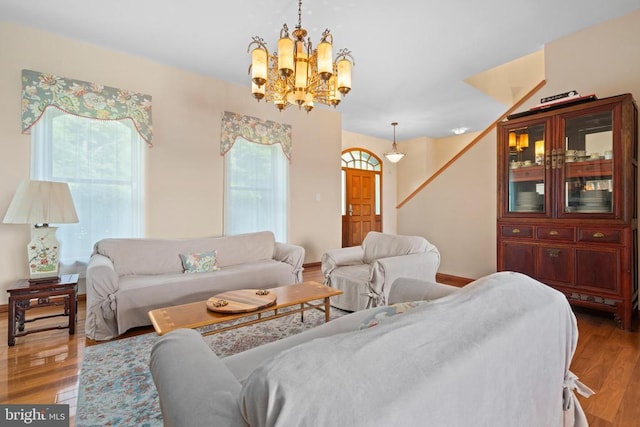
[[220, 111, 292, 161], [21, 69, 153, 146]]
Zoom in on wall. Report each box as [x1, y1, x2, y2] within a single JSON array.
[[398, 10, 640, 280], [341, 130, 397, 234], [396, 136, 435, 202], [396, 132, 481, 203], [0, 22, 343, 304]]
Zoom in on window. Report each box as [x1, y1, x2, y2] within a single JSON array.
[[224, 137, 288, 242], [31, 108, 144, 272]]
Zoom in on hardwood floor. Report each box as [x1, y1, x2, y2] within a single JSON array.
[[0, 266, 638, 426]]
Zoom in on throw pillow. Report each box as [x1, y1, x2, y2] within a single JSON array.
[[180, 250, 219, 273], [358, 300, 429, 329]]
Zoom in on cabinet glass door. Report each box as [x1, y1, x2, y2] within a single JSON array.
[[507, 123, 546, 213], [562, 111, 614, 214]]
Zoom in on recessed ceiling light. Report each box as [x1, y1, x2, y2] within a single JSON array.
[[452, 127, 468, 135]]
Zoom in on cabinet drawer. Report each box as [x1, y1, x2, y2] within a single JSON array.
[[536, 227, 575, 241], [578, 229, 622, 243], [501, 226, 533, 238]]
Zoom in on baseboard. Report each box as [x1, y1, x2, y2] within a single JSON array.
[[0, 294, 87, 314], [436, 273, 475, 287]]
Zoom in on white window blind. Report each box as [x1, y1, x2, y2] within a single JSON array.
[[31, 108, 144, 273], [224, 137, 288, 242]]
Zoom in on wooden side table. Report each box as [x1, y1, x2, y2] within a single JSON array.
[[6, 274, 79, 346]]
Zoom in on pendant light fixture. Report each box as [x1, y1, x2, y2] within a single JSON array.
[[384, 122, 405, 163], [247, 0, 355, 113]]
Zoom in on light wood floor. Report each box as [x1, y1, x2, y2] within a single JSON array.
[[0, 266, 638, 426]]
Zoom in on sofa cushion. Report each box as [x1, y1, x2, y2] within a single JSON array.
[[115, 259, 294, 334], [362, 232, 428, 264], [180, 250, 219, 273], [94, 231, 276, 276], [208, 231, 275, 268]]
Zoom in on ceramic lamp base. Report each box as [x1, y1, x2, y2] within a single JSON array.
[[28, 226, 60, 282]]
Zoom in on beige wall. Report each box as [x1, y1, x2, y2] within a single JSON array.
[[398, 9, 640, 280], [341, 130, 398, 234], [0, 22, 342, 303], [396, 132, 481, 203], [396, 137, 435, 202]]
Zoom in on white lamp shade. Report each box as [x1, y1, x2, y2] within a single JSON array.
[[317, 40, 333, 79], [277, 36, 294, 77], [251, 46, 268, 86], [337, 57, 352, 94], [3, 180, 79, 225], [384, 152, 405, 163]]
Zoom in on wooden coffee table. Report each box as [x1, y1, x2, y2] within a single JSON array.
[[148, 281, 342, 336]]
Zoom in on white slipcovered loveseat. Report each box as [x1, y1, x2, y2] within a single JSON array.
[[85, 231, 304, 341], [150, 272, 592, 426], [321, 231, 440, 311]]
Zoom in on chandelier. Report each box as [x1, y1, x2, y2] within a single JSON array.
[[384, 122, 405, 163], [247, 0, 355, 112]]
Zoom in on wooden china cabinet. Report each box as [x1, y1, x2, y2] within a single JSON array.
[[497, 93, 638, 329]]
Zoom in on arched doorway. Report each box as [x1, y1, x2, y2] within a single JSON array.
[[341, 148, 383, 247]]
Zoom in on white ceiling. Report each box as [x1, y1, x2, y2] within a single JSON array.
[[2, 0, 639, 140]]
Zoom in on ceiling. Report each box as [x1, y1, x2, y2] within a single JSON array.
[[2, 0, 639, 140]]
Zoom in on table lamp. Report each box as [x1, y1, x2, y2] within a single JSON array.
[[3, 180, 79, 283]]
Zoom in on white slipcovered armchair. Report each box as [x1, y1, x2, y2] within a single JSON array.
[[321, 232, 441, 311]]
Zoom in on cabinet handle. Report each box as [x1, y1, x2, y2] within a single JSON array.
[[551, 148, 557, 169], [512, 228, 521, 234], [547, 248, 561, 257], [592, 232, 605, 238], [549, 230, 559, 236], [557, 152, 563, 169]]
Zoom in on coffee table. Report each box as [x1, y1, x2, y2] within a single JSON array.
[[148, 281, 342, 336]]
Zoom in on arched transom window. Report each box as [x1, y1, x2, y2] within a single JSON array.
[[341, 149, 381, 171]]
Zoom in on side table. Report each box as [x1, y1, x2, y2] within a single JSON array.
[[6, 274, 79, 346]]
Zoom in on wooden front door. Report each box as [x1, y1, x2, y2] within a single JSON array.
[[343, 169, 378, 247]]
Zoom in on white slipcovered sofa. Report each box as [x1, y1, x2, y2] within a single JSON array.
[[321, 231, 440, 311], [150, 272, 592, 427], [85, 231, 304, 341]]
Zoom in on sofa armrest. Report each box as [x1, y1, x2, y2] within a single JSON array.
[[388, 278, 460, 305], [321, 246, 364, 280], [150, 329, 246, 427], [369, 250, 441, 305], [273, 242, 305, 283], [85, 254, 120, 341]]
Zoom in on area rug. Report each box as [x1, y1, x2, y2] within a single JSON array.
[[76, 307, 346, 426]]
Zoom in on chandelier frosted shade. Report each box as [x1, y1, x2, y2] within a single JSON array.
[[337, 57, 352, 95], [248, 0, 354, 112], [384, 122, 405, 163], [384, 149, 405, 163], [251, 48, 268, 87]]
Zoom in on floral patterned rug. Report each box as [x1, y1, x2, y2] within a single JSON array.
[[76, 307, 346, 426]]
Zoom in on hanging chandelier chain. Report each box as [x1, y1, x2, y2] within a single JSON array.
[[297, 0, 303, 30]]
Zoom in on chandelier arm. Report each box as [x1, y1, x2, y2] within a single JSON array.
[[321, 29, 333, 44], [336, 48, 355, 66], [280, 24, 290, 39], [247, 36, 268, 54]]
